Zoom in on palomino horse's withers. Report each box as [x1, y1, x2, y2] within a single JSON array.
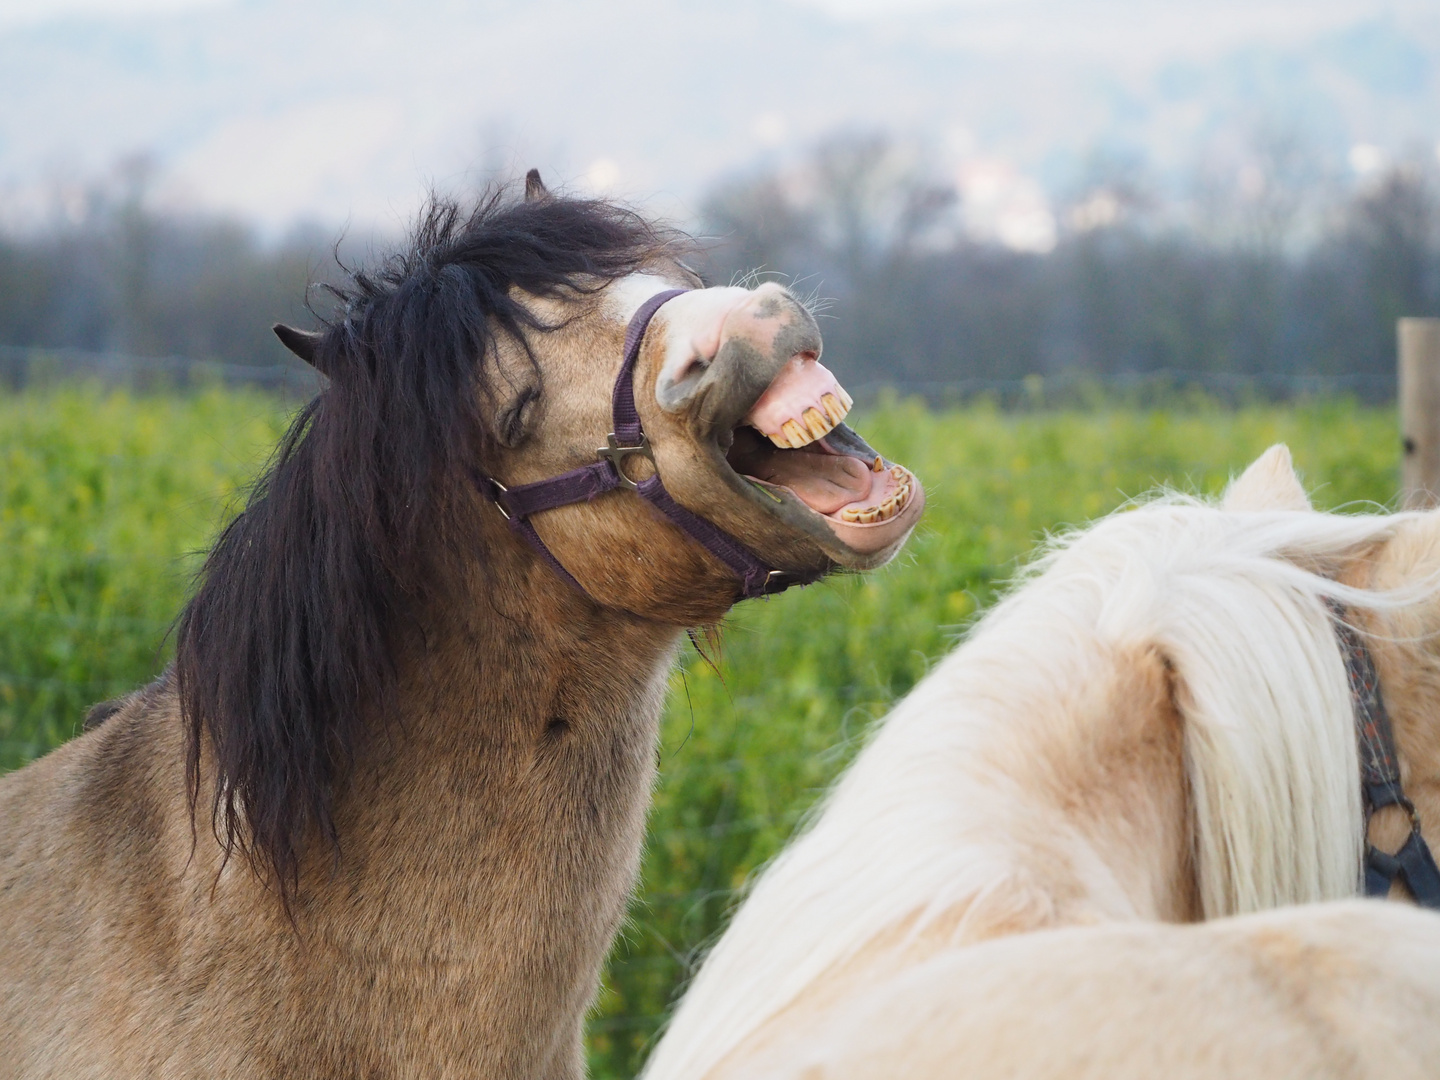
[[0, 177, 924, 1079], [644, 446, 1440, 1079]]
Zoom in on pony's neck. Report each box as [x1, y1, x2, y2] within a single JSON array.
[[295, 526, 683, 1078]]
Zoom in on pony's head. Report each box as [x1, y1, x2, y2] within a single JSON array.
[[176, 177, 923, 900]]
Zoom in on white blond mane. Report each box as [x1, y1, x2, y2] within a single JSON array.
[[643, 491, 1424, 1080]]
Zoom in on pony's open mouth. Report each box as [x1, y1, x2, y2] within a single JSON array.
[[723, 355, 925, 554]]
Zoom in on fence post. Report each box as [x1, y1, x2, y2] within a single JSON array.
[[1399, 318, 1440, 509]]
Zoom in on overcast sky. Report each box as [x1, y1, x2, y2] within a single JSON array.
[[0, 0, 1435, 240]]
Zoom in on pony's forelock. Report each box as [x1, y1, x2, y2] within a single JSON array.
[[176, 184, 679, 904]]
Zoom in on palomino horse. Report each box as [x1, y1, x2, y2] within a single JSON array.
[[643, 446, 1440, 1079], [0, 176, 924, 1079]]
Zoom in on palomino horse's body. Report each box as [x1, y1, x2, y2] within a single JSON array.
[[644, 447, 1440, 1079], [712, 901, 1440, 1080], [0, 181, 923, 1078]]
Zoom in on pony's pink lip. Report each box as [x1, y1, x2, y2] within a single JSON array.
[[742, 355, 853, 449], [824, 472, 925, 552]]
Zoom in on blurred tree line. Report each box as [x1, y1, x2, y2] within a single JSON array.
[[697, 133, 1440, 398], [0, 138, 1436, 396], [0, 157, 338, 371]]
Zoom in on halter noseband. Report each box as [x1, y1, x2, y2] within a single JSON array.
[[476, 288, 822, 602], [1329, 601, 1440, 907]]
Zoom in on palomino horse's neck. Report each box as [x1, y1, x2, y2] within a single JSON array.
[[641, 631, 1196, 1080], [285, 516, 683, 1078], [813, 632, 1199, 939]]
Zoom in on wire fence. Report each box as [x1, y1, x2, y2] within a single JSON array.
[[0, 345, 322, 396], [851, 369, 1397, 408], [0, 344, 1398, 406]]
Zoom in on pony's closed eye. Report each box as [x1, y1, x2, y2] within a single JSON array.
[[500, 387, 540, 447]]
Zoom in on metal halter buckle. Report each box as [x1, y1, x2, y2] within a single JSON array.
[[597, 433, 655, 491], [487, 478, 511, 521], [763, 570, 792, 593]]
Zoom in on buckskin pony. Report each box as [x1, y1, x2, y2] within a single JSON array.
[[0, 174, 923, 1079], [644, 446, 1440, 1080]]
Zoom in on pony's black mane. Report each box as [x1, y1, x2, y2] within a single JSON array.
[[176, 186, 673, 901]]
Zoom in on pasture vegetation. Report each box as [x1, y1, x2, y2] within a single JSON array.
[[0, 385, 1399, 1076]]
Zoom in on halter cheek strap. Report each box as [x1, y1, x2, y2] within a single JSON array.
[[477, 288, 822, 602], [1329, 601, 1440, 908]]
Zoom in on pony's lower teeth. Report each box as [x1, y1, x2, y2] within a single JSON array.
[[838, 474, 913, 524]]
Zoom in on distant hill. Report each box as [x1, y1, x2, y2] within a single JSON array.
[[0, 0, 1436, 233]]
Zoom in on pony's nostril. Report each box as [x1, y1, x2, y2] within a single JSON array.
[[675, 354, 709, 382]]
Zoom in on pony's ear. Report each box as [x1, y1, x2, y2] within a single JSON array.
[[1222, 444, 1311, 512], [272, 323, 326, 372], [524, 169, 549, 202]]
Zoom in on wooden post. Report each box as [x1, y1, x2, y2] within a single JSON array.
[[1399, 318, 1440, 509]]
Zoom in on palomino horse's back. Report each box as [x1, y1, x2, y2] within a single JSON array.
[[705, 900, 1440, 1080]]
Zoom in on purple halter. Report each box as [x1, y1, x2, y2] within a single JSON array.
[[476, 289, 823, 602]]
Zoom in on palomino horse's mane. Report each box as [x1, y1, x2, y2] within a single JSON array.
[[644, 493, 1428, 1079], [1006, 495, 1403, 913], [175, 188, 678, 900]]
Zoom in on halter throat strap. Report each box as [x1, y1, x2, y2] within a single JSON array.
[[478, 288, 820, 602], [1329, 600, 1440, 907]]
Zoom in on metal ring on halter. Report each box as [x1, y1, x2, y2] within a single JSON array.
[[596, 434, 656, 492]]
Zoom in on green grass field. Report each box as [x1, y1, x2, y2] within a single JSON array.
[[0, 386, 1401, 1076]]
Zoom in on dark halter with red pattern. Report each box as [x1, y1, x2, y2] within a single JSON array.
[[1328, 599, 1440, 907], [475, 288, 823, 602]]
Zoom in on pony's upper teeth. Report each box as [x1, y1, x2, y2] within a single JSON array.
[[743, 357, 853, 445], [767, 397, 846, 449]]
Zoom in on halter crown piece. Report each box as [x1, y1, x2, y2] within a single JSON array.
[[476, 289, 822, 602]]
